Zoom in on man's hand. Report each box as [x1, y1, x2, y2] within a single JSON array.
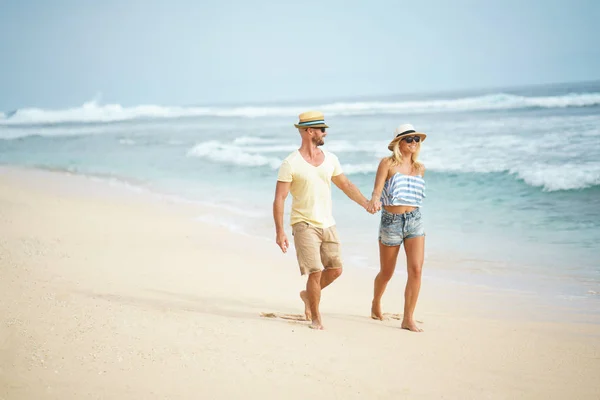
[[273, 180, 291, 253], [366, 198, 381, 214], [276, 231, 290, 253]]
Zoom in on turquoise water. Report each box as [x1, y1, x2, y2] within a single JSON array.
[[1, 82, 599, 310]]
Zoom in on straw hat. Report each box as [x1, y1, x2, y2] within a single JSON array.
[[387, 123, 427, 150], [294, 111, 329, 129]]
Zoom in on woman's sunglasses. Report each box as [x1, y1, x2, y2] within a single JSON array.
[[401, 135, 421, 143]]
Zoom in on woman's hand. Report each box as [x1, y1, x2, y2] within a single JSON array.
[[366, 198, 382, 214]]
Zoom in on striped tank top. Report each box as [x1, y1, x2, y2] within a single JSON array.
[[380, 173, 426, 207]]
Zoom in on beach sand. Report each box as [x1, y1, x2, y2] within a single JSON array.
[[1, 167, 599, 399]]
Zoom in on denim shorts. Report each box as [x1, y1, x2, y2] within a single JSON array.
[[378, 208, 425, 247]]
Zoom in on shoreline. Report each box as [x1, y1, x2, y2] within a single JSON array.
[[3, 164, 599, 319], [1, 165, 599, 324], [1, 165, 600, 399]]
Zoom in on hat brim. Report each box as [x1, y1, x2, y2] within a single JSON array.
[[295, 123, 329, 129], [388, 132, 426, 150]]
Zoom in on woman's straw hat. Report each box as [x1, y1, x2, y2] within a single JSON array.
[[388, 123, 427, 150]]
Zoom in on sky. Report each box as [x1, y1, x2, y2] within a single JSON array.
[[0, 0, 599, 110]]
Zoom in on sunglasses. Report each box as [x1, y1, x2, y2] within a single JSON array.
[[401, 135, 421, 143], [311, 127, 326, 133]]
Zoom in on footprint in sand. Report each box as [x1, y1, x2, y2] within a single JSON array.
[[375, 313, 424, 324], [260, 312, 308, 321]]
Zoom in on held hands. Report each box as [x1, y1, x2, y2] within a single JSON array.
[[276, 230, 289, 253], [365, 198, 382, 214]]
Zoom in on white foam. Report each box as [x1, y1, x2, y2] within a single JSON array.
[[232, 136, 279, 145], [325, 140, 376, 154], [341, 163, 380, 175], [186, 139, 381, 172], [4, 106, 598, 193], [243, 144, 298, 153], [511, 162, 600, 191], [186, 140, 282, 169], [2, 92, 599, 126], [239, 140, 366, 155], [0, 118, 184, 140], [183, 129, 600, 191]]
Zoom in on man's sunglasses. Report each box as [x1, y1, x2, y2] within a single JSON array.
[[310, 127, 327, 133], [401, 135, 421, 143]]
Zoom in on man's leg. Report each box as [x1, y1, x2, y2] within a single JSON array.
[[319, 225, 343, 288], [298, 225, 341, 328], [306, 271, 324, 329], [300, 224, 343, 326], [300, 267, 341, 322], [320, 267, 342, 289], [293, 223, 326, 325]]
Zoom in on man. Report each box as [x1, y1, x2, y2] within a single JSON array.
[[273, 111, 375, 330]]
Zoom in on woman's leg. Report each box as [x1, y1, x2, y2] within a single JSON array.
[[401, 236, 425, 332], [371, 241, 401, 320]]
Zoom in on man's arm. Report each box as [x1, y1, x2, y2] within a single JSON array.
[[273, 180, 291, 253], [331, 173, 371, 212]]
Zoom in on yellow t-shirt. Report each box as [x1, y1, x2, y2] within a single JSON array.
[[277, 150, 343, 228]]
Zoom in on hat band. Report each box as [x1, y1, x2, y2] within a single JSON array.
[[297, 120, 325, 126], [396, 130, 415, 137]]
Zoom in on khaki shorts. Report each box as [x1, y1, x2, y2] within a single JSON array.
[[292, 222, 342, 275]]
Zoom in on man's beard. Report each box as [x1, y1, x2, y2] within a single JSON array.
[[314, 138, 325, 146]]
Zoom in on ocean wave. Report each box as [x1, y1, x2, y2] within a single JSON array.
[[2, 92, 600, 126], [333, 160, 600, 192], [413, 156, 600, 191], [341, 163, 379, 175], [510, 162, 600, 192], [186, 147, 600, 191], [185, 139, 381, 171], [187, 140, 283, 169], [232, 136, 279, 145], [184, 136, 600, 192]]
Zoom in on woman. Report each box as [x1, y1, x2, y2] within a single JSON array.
[[367, 123, 427, 332]]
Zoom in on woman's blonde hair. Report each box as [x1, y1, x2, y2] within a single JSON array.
[[388, 139, 423, 173]]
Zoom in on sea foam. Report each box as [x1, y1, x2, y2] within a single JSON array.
[[2, 92, 599, 126]]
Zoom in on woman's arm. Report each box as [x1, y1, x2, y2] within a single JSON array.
[[366, 158, 390, 212]]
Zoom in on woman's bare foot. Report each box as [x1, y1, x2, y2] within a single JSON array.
[[309, 319, 324, 330], [371, 300, 384, 320], [401, 319, 423, 332], [300, 290, 312, 321]]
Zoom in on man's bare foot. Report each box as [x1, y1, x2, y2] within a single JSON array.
[[371, 300, 384, 320], [300, 290, 312, 321], [401, 320, 424, 332], [309, 319, 324, 330]]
